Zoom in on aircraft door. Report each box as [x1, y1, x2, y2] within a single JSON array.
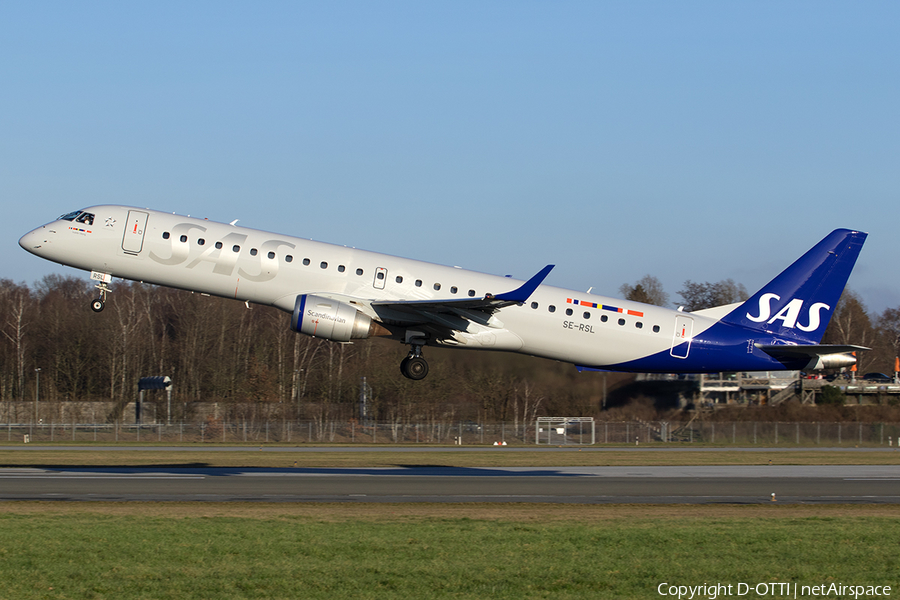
[[122, 210, 149, 253], [373, 267, 387, 289], [670, 315, 693, 359]]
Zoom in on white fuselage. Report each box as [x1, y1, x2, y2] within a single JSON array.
[[20, 205, 708, 369]]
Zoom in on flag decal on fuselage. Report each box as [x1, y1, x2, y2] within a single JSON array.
[[566, 298, 644, 318]]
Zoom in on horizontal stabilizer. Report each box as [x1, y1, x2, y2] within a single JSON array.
[[755, 344, 871, 356], [756, 343, 868, 370], [755, 344, 869, 357]]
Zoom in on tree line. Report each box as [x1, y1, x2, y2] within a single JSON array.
[[1, 274, 897, 424]]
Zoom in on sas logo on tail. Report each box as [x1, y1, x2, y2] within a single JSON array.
[[746, 293, 829, 332]]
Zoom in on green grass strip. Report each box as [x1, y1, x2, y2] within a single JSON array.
[[1, 507, 897, 599]]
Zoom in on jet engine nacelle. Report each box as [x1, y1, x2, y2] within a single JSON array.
[[291, 294, 374, 342]]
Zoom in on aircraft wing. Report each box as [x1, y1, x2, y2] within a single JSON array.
[[370, 265, 554, 329]]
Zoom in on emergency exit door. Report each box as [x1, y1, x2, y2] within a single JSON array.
[[373, 267, 387, 289], [122, 210, 149, 253]]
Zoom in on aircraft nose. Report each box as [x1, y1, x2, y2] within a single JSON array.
[[19, 227, 48, 254]]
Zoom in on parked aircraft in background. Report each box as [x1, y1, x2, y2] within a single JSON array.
[[20, 206, 867, 379]]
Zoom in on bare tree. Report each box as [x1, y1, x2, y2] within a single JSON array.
[[3, 273, 899, 425], [511, 378, 544, 439], [619, 275, 669, 307], [823, 290, 876, 373], [33, 276, 103, 405], [677, 279, 748, 311], [108, 283, 148, 404], [876, 307, 900, 370], [0, 281, 31, 418]]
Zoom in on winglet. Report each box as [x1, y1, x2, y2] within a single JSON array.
[[492, 265, 554, 304]]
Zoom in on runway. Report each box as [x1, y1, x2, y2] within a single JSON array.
[[1, 465, 898, 504]]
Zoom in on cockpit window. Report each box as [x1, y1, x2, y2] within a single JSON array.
[[75, 212, 94, 226], [58, 210, 95, 226]]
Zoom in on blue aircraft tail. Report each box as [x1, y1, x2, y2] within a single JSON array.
[[720, 229, 867, 344]]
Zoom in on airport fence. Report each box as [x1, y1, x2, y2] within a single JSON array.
[[3, 420, 900, 446]]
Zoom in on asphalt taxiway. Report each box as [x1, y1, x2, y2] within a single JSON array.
[[1, 464, 898, 504]]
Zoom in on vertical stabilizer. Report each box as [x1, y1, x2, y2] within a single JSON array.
[[720, 229, 867, 343]]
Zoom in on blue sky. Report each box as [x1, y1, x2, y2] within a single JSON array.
[[2, 2, 898, 312]]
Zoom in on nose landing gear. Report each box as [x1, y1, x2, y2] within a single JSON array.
[[90, 272, 113, 313]]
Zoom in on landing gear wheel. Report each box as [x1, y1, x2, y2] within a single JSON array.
[[92, 276, 112, 313], [402, 356, 429, 380]]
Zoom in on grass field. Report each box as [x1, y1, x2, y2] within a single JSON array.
[[1, 449, 897, 599], [1, 503, 898, 599]]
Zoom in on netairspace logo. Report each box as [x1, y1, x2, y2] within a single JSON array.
[[657, 582, 892, 599]]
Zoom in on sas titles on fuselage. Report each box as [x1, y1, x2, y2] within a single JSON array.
[[149, 221, 296, 282]]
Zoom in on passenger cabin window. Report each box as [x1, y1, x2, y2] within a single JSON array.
[[415, 280, 422, 287], [565, 308, 573, 316], [162, 232, 170, 239], [601, 315, 608, 322], [285, 255, 293, 263], [451, 286, 458, 294], [267, 251, 276, 259], [636, 322, 643, 329], [303, 258, 311, 266], [376, 271, 384, 280], [395, 276, 403, 283], [232, 245, 240, 252], [215, 241, 222, 249], [653, 325, 660, 333], [531, 302, 538, 309], [320, 262, 328, 269], [356, 268, 363, 276], [618, 318, 626, 326], [468, 290, 476, 297], [583, 312, 590, 319], [198, 238, 205, 246], [549, 305, 556, 313], [181, 235, 188, 243], [434, 283, 441, 291], [250, 248, 257, 256], [338, 265, 346, 273]]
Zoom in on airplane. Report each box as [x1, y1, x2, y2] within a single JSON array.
[[19, 206, 867, 380]]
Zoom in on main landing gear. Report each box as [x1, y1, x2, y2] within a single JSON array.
[[400, 344, 429, 380]]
